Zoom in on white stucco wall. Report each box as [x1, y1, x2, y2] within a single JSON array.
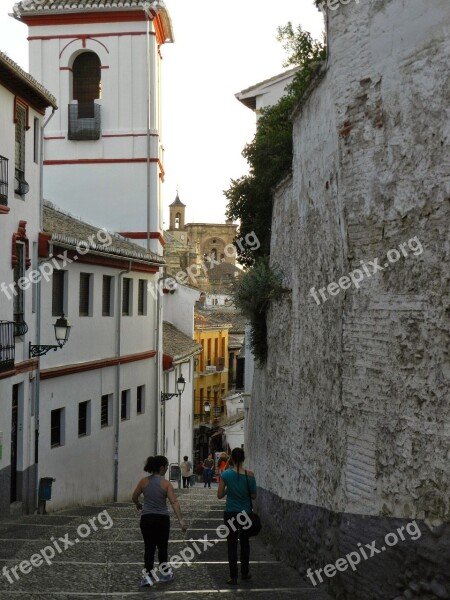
[[250, 0, 450, 522]]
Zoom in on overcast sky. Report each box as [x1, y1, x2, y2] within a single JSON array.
[[0, 1, 324, 225]]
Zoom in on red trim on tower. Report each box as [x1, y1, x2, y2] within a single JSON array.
[[29, 31, 150, 42], [21, 11, 148, 26], [102, 133, 159, 138], [163, 354, 173, 371], [44, 136, 65, 140], [44, 158, 160, 165], [0, 206, 11, 215], [119, 232, 165, 246]]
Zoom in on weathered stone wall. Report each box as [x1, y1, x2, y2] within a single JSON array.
[[248, 0, 450, 598]]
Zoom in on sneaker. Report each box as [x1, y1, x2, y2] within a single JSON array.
[[140, 575, 153, 587], [159, 572, 174, 583]]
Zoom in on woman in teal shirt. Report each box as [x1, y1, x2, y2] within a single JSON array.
[[217, 447, 257, 584]]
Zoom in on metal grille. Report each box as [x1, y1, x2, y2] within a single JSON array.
[[101, 395, 109, 427], [79, 273, 91, 317], [68, 103, 101, 140], [102, 276, 112, 316], [13, 243, 26, 335], [0, 156, 8, 205], [0, 321, 15, 372], [122, 278, 131, 316], [15, 106, 29, 195]]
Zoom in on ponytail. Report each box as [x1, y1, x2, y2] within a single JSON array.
[[231, 448, 245, 477], [144, 455, 168, 474]]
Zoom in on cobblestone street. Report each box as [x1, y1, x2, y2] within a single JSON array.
[[0, 487, 333, 600]]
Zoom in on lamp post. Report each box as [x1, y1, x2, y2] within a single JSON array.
[[29, 314, 71, 358], [161, 374, 185, 488]]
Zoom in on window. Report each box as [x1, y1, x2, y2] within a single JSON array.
[[78, 400, 91, 436], [101, 394, 112, 427], [121, 390, 130, 421], [51, 408, 65, 447], [13, 242, 25, 331], [0, 155, 8, 206], [52, 270, 66, 316], [73, 52, 101, 118], [34, 118, 39, 164], [138, 279, 146, 316], [137, 385, 145, 415], [122, 278, 132, 316], [102, 275, 113, 316], [15, 103, 29, 196], [79, 272, 92, 317]]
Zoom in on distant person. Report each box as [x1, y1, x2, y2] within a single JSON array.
[[132, 456, 187, 586], [180, 456, 193, 488], [217, 448, 256, 585], [203, 453, 214, 488]]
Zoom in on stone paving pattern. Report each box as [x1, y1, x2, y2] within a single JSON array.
[[0, 487, 334, 599]]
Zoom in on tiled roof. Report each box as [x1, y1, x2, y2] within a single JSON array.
[[163, 321, 202, 363], [207, 261, 241, 281], [194, 307, 246, 334], [43, 201, 164, 265], [0, 51, 57, 110]]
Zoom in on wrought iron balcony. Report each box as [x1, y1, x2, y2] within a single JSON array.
[[68, 102, 101, 140], [15, 168, 29, 196], [0, 321, 15, 373]]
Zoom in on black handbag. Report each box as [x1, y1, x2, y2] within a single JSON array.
[[245, 470, 262, 537]]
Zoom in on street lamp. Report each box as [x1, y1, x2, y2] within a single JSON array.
[[161, 374, 186, 402], [29, 314, 71, 358]]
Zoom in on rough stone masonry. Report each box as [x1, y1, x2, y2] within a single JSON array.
[[247, 0, 450, 599]]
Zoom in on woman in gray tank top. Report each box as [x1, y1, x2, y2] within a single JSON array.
[[132, 456, 187, 586]]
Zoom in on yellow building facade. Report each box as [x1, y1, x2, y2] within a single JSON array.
[[194, 312, 232, 424]]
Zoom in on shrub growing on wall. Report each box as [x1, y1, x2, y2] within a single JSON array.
[[227, 23, 326, 362]]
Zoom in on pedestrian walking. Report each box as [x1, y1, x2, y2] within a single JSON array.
[[180, 455, 193, 488], [217, 447, 256, 585], [203, 453, 214, 488], [132, 455, 187, 587]]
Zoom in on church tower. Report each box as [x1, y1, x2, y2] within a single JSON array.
[[13, 0, 174, 255], [168, 193, 186, 231]]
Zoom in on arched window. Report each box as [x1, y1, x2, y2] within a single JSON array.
[[73, 52, 101, 118], [211, 248, 217, 261], [175, 212, 181, 229]]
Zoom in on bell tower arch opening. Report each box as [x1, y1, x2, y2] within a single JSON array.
[[72, 52, 101, 118]]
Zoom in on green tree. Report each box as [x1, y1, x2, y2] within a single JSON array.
[[227, 23, 326, 361], [225, 23, 326, 267]]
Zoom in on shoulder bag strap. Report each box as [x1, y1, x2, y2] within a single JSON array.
[[245, 469, 254, 512]]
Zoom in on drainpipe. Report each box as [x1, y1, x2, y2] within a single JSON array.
[[34, 108, 56, 510], [113, 261, 132, 502], [143, 2, 152, 251]]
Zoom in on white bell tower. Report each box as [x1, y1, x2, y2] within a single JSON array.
[[13, 0, 174, 255]]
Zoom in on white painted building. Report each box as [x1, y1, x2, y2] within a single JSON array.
[[37, 202, 164, 509], [235, 66, 299, 118], [13, 0, 174, 253], [162, 284, 201, 474], [0, 52, 57, 514]]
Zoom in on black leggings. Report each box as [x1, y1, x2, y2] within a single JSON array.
[[224, 511, 250, 579], [140, 514, 170, 574]]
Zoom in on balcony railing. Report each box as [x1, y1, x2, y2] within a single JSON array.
[[0, 321, 15, 373], [68, 102, 101, 140], [0, 155, 8, 205]]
